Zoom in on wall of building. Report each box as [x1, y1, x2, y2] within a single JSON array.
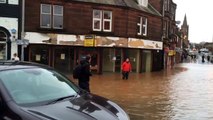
[[0, 0, 22, 60], [24, 0, 165, 73]]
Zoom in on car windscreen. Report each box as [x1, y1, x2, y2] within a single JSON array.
[[0, 67, 78, 106]]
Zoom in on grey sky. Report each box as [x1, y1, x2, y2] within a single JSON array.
[[173, 0, 213, 43]]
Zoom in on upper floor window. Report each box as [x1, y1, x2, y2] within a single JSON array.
[[137, 0, 148, 7], [164, 0, 170, 11], [40, 4, 63, 29], [53, 5, 63, 29], [0, 0, 19, 5], [0, 0, 6, 3], [171, 6, 175, 20], [163, 21, 169, 37], [137, 17, 147, 36], [93, 10, 112, 32]]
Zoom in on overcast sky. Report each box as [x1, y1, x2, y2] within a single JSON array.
[[173, 0, 213, 43]]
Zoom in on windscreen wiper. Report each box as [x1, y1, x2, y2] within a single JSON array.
[[46, 94, 77, 105]]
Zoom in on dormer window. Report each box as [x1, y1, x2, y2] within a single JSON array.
[[137, 0, 148, 7]]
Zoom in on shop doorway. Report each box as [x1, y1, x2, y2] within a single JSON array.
[[124, 49, 140, 72], [0, 29, 8, 60], [54, 47, 74, 72], [141, 50, 152, 72], [114, 49, 122, 72], [102, 48, 115, 72]]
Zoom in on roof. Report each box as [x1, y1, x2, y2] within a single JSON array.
[[71, 0, 162, 16], [182, 14, 188, 27], [72, 0, 127, 6], [123, 0, 162, 16]]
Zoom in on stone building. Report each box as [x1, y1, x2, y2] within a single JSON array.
[[0, 0, 22, 60], [23, 0, 172, 73]]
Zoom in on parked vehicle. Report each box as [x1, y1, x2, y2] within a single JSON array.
[[0, 61, 129, 120]]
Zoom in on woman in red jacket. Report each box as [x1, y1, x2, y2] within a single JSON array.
[[121, 58, 132, 80]]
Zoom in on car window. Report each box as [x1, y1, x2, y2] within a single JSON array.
[[0, 68, 77, 105]]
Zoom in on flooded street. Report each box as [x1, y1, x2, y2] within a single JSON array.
[[84, 63, 213, 120]]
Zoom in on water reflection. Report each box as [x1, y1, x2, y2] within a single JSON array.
[[89, 63, 213, 120]]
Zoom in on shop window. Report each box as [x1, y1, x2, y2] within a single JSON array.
[[40, 4, 63, 29], [93, 10, 112, 32], [137, 17, 147, 36], [30, 46, 49, 65], [0, 31, 7, 60], [0, 44, 6, 60]]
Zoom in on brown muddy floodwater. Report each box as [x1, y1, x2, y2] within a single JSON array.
[[83, 63, 213, 120]]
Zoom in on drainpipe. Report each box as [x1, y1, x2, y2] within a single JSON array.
[[21, 0, 25, 61]]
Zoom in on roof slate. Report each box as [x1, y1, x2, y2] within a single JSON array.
[[72, 0, 126, 6], [71, 0, 162, 16]]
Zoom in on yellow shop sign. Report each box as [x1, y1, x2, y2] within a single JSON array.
[[84, 35, 95, 47], [168, 50, 176, 56]]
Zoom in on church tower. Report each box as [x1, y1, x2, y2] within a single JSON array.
[[181, 14, 189, 48]]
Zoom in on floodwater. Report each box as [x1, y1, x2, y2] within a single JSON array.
[[84, 63, 213, 120]]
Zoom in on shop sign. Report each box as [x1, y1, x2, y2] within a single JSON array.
[[84, 35, 95, 47], [168, 50, 176, 56], [16, 39, 29, 45], [128, 38, 163, 50], [8, 0, 19, 5]]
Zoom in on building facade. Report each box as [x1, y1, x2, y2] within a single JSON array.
[[24, 0, 166, 74], [0, 0, 22, 60], [161, 0, 179, 68]]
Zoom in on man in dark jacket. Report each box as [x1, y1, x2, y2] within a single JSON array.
[[78, 55, 92, 92]]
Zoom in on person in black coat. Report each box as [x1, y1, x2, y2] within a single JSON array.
[[207, 55, 210, 62], [78, 55, 92, 92], [202, 55, 205, 63]]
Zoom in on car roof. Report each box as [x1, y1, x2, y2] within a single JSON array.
[[0, 61, 52, 71]]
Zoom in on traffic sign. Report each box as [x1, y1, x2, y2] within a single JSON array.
[[16, 39, 29, 45]]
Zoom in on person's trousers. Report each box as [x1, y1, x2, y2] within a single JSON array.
[[122, 71, 129, 80], [78, 81, 90, 92]]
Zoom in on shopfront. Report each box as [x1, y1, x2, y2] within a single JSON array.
[[25, 32, 163, 74]]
